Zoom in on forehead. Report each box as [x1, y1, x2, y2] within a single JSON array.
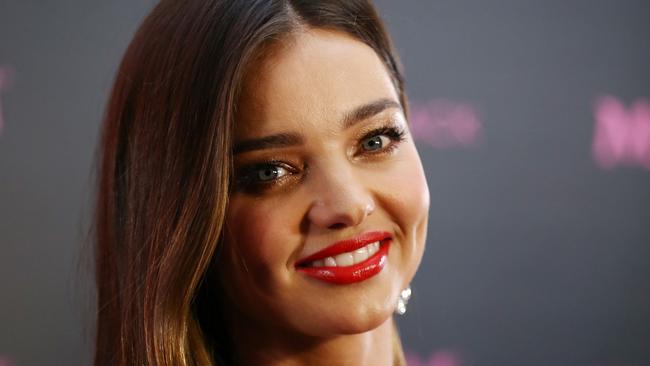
[[236, 28, 399, 139]]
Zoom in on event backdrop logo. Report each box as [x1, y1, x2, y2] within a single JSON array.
[[592, 95, 650, 170], [409, 99, 482, 149], [406, 350, 463, 366]]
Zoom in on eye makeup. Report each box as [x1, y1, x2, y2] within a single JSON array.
[[233, 120, 408, 194], [355, 123, 407, 157]]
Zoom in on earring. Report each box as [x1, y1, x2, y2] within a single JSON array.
[[395, 285, 412, 315]]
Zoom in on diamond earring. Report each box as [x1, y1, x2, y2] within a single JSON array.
[[395, 285, 412, 315]]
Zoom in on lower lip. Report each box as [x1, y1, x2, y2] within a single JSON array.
[[296, 240, 390, 285]]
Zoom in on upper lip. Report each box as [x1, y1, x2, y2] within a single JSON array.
[[296, 231, 392, 267]]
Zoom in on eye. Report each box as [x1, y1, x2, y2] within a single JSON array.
[[361, 135, 391, 151], [357, 125, 407, 156], [256, 165, 288, 182], [235, 160, 297, 193]]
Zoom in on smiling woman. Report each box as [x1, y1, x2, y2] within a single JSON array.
[[94, 1, 429, 366]]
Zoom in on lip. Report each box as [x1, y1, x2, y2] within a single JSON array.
[[295, 231, 391, 285], [296, 231, 391, 265]]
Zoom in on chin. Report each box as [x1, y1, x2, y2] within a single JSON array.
[[288, 283, 400, 337], [334, 306, 395, 335], [295, 305, 393, 338], [315, 268, 410, 336]]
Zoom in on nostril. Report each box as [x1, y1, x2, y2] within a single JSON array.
[[306, 196, 374, 230], [328, 222, 347, 230]]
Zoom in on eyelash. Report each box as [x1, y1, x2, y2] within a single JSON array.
[[234, 124, 407, 193], [357, 125, 407, 156]]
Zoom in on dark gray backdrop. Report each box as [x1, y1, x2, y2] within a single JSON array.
[[1, 1, 648, 365]]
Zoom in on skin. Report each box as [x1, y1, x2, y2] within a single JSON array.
[[217, 28, 430, 366]]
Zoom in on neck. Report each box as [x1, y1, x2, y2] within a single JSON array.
[[229, 315, 398, 366]]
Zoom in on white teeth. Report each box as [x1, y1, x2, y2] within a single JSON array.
[[353, 246, 369, 263], [312, 259, 324, 267], [334, 252, 354, 266], [309, 240, 382, 268], [368, 241, 380, 256]]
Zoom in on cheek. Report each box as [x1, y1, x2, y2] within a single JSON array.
[[387, 144, 430, 228], [375, 143, 430, 256], [225, 198, 296, 286]]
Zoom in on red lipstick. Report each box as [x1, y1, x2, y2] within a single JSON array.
[[296, 231, 391, 285]]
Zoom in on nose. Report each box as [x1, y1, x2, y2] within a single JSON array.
[[306, 164, 375, 230]]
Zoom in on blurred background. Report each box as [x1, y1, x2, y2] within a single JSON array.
[[1, 1, 648, 365]]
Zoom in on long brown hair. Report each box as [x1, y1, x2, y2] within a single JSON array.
[[94, 1, 408, 364]]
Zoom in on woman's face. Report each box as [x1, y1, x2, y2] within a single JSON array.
[[219, 28, 429, 337]]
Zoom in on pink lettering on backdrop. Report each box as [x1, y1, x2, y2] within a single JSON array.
[[409, 99, 482, 149], [0, 356, 15, 366], [406, 351, 463, 366], [0, 65, 15, 137], [592, 95, 650, 170]]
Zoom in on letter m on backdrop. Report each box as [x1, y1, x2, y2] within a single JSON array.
[[592, 95, 650, 170]]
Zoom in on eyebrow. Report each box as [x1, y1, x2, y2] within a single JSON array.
[[233, 133, 302, 155], [341, 98, 402, 129], [232, 98, 402, 155]]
